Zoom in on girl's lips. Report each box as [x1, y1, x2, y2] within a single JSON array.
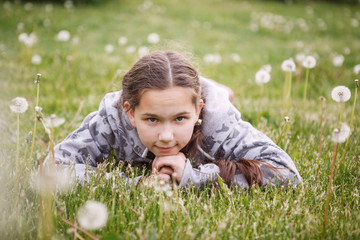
[[155, 146, 175, 152]]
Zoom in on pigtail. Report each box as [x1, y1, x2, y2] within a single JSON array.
[[217, 158, 279, 188]]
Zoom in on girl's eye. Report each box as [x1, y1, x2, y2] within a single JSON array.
[[147, 118, 158, 123], [176, 117, 185, 122]]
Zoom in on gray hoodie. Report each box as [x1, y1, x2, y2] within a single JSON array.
[[48, 77, 301, 188]]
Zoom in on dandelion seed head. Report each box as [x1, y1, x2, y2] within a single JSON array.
[[332, 54, 344, 67], [31, 167, 74, 193], [331, 123, 351, 143], [56, 30, 70, 42], [138, 46, 149, 57], [281, 58, 296, 72], [147, 33, 160, 44], [35, 106, 42, 113], [331, 85, 351, 102], [353, 64, 360, 75], [261, 64, 272, 73], [104, 44, 114, 53], [125, 45, 136, 53], [24, 2, 32, 11], [203, 53, 222, 64], [118, 36, 127, 46], [64, 0, 74, 9], [231, 53, 241, 62], [255, 69, 270, 85], [302, 55, 316, 69], [45, 4, 53, 12], [295, 53, 306, 63], [318, 96, 326, 101], [355, 79, 359, 88], [10, 97, 28, 113], [77, 200, 108, 230], [44, 114, 65, 128], [31, 54, 42, 65]]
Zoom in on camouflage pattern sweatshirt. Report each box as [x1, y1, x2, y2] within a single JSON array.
[[48, 77, 301, 188]]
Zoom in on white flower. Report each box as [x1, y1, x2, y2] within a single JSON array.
[[31, 54, 42, 65], [295, 53, 306, 63], [104, 44, 114, 53], [231, 53, 241, 62], [331, 86, 351, 103], [353, 64, 360, 75], [31, 167, 74, 193], [45, 4, 53, 12], [18, 33, 28, 43], [77, 200, 108, 230], [203, 53, 222, 64], [118, 36, 127, 46], [35, 106, 42, 113], [284, 116, 290, 122], [255, 69, 270, 85], [147, 33, 160, 44], [302, 56, 316, 69], [72, 36, 79, 45], [10, 97, 28, 113], [332, 55, 344, 67], [43, 114, 65, 128], [24, 2, 32, 11], [261, 64, 272, 73], [138, 46, 149, 57], [64, 0, 74, 9], [331, 123, 351, 143], [125, 45, 136, 53], [56, 30, 71, 42], [281, 58, 296, 72]]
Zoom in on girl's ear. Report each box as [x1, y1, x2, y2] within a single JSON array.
[[196, 99, 204, 118], [124, 101, 136, 128]]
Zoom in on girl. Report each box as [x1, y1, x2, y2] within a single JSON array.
[[49, 50, 301, 188]]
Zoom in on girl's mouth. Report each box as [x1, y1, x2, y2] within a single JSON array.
[[155, 146, 175, 152]]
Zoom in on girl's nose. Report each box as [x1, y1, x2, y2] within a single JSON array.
[[159, 125, 174, 142]]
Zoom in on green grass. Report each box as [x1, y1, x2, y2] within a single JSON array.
[[1, 0, 360, 239]]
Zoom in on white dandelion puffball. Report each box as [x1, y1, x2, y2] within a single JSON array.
[[331, 85, 351, 103], [231, 53, 241, 62], [43, 114, 65, 128], [331, 123, 351, 143], [125, 45, 136, 53], [138, 46, 149, 57], [31, 54, 42, 65], [353, 64, 360, 75], [302, 55, 316, 69], [261, 64, 272, 73], [281, 58, 296, 72], [332, 55, 344, 67], [18, 33, 28, 43], [10, 97, 29, 113], [77, 200, 108, 230], [255, 69, 271, 85], [104, 44, 114, 53], [32, 167, 74, 193], [295, 53, 306, 63], [203, 53, 222, 64], [147, 33, 160, 44], [118, 36, 128, 46], [56, 30, 71, 42]]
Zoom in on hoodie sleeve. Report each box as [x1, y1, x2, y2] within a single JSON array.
[[44, 92, 141, 187], [179, 77, 302, 189]]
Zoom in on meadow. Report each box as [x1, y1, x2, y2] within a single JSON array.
[[0, 0, 360, 239]]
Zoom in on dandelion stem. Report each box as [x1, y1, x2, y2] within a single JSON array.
[[335, 82, 358, 177], [322, 142, 339, 236], [29, 74, 41, 166], [257, 84, 264, 125], [16, 113, 20, 175], [319, 99, 324, 155], [339, 102, 343, 125], [276, 121, 288, 145], [302, 68, 310, 111]]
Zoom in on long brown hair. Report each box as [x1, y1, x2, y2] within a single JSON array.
[[118, 50, 277, 188]]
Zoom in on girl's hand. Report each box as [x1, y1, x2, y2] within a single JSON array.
[[152, 152, 187, 184]]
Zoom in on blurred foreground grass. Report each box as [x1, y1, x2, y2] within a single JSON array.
[[0, 0, 360, 239]]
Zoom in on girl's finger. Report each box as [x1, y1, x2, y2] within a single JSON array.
[[158, 173, 171, 183], [158, 166, 173, 175]]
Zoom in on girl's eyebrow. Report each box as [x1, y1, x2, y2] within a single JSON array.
[[142, 111, 191, 117]]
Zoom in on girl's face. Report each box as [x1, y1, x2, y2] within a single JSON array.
[[124, 87, 203, 157]]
